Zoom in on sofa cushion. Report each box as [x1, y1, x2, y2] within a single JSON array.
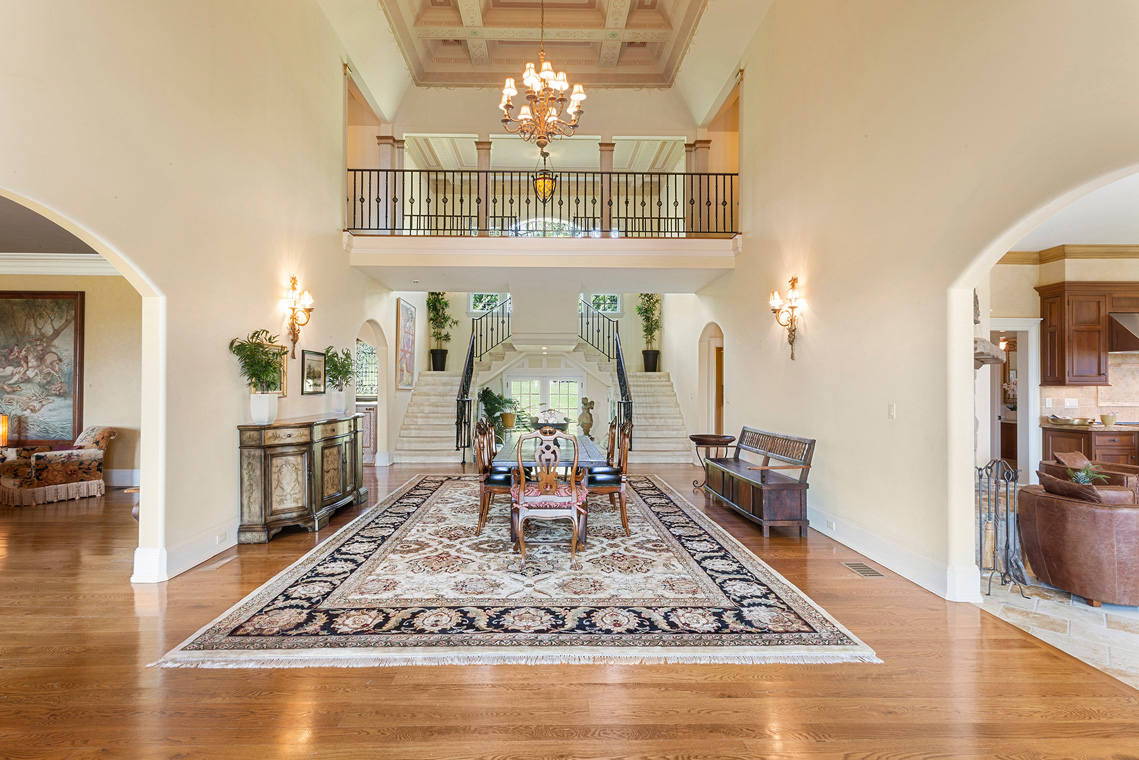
[[588, 473, 623, 488], [482, 472, 513, 488], [1038, 471, 1102, 502], [1054, 450, 1092, 469], [1095, 486, 1137, 505]]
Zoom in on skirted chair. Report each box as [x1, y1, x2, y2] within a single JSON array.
[[1018, 470, 1139, 607], [0, 426, 118, 506]]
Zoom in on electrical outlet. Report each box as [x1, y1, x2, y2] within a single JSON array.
[[826, 520, 836, 531], [1045, 398, 1053, 409], [216, 531, 226, 545], [1065, 398, 1079, 409], [888, 403, 896, 420]]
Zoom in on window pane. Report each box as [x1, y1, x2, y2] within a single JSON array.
[[548, 379, 580, 422], [507, 379, 541, 428], [355, 340, 378, 398], [471, 293, 500, 311], [590, 294, 619, 312]]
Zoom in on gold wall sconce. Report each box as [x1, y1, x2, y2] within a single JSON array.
[[285, 275, 314, 358], [0, 413, 8, 447], [769, 277, 802, 360]]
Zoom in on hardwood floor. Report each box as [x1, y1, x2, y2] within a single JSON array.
[[2, 464, 1139, 759]]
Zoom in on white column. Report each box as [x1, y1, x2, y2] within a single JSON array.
[[475, 140, 491, 235], [599, 141, 615, 236], [694, 139, 712, 234], [684, 142, 696, 235], [376, 136, 396, 232]]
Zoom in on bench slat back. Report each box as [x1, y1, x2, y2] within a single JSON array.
[[736, 426, 816, 483]]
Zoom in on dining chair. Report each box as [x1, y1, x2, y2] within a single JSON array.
[[587, 420, 632, 536], [510, 426, 588, 568], [588, 419, 620, 476], [475, 420, 513, 536]]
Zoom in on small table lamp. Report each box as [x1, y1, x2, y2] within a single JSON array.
[[0, 414, 7, 447]]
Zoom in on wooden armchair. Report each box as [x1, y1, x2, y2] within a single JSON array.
[[475, 419, 513, 536], [511, 426, 588, 568]]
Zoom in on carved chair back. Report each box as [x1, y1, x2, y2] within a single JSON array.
[[614, 421, 633, 473], [603, 419, 618, 465], [516, 426, 580, 503]]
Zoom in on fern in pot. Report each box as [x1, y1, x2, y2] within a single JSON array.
[[325, 346, 356, 413], [228, 329, 285, 425]]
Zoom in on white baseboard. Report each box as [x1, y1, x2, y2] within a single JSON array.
[[106, 469, 140, 488], [165, 516, 240, 579], [374, 451, 394, 467], [808, 503, 980, 602], [130, 547, 169, 584]]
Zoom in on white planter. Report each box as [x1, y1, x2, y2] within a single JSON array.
[[330, 388, 350, 414], [250, 393, 279, 425]]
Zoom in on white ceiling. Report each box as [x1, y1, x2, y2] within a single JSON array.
[[1013, 172, 1139, 250]]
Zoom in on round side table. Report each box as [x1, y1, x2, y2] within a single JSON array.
[[689, 434, 736, 488]]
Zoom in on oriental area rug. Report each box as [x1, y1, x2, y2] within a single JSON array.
[[156, 475, 879, 667]]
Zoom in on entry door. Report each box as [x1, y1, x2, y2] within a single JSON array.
[[714, 346, 724, 434]]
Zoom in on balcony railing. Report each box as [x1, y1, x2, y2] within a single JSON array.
[[347, 169, 738, 238]]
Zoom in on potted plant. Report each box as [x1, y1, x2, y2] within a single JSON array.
[[1068, 464, 1109, 485], [324, 345, 356, 412], [636, 293, 662, 372], [228, 329, 285, 425], [478, 386, 523, 443], [427, 292, 460, 371]]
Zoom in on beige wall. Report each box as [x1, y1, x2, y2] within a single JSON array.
[[0, 274, 141, 473], [661, 0, 1139, 601]]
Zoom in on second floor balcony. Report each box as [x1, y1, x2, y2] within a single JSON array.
[[346, 169, 738, 238]]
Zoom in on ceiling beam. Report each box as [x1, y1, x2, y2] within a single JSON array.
[[599, 0, 632, 67], [413, 26, 672, 43], [455, 0, 490, 65]]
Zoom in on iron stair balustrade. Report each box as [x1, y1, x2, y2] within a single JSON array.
[[578, 299, 633, 449], [455, 298, 513, 461], [346, 169, 738, 237]]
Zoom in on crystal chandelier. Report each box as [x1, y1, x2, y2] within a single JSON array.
[[499, 0, 586, 150]]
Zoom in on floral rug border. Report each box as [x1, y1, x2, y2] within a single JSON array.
[[155, 474, 880, 668]]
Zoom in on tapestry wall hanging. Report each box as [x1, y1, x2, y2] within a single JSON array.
[[0, 291, 84, 446], [396, 298, 416, 390]]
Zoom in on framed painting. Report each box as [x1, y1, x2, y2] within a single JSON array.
[[256, 343, 288, 396], [0, 292, 85, 446], [301, 350, 326, 395], [396, 298, 416, 390]]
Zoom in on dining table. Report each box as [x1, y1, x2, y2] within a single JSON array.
[[492, 430, 606, 543]]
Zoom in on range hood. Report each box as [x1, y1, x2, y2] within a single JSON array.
[[1108, 313, 1139, 352]]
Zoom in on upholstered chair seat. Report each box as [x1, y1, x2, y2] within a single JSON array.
[[0, 426, 118, 506]]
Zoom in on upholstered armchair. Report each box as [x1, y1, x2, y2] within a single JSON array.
[[0, 426, 118, 506], [1039, 450, 1139, 500]]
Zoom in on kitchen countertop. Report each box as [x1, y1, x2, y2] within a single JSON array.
[[1040, 422, 1139, 432]]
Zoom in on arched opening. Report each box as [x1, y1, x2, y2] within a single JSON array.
[[697, 322, 725, 436], [0, 187, 167, 583], [356, 319, 390, 465], [948, 163, 1139, 603]]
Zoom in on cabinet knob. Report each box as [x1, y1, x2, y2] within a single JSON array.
[[285, 433, 292, 438], [1111, 438, 1119, 442]]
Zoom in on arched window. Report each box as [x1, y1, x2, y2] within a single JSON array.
[[355, 340, 378, 399]]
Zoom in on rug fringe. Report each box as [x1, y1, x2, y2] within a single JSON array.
[[152, 653, 883, 669]]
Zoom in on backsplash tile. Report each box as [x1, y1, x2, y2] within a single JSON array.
[[1039, 354, 1139, 420]]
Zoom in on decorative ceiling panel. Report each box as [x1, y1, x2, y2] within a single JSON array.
[[378, 0, 708, 87]]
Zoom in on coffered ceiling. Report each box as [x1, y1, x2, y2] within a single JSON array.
[[377, 0, 709, 87]]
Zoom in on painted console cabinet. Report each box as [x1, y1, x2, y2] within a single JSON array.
[[237, 413, 368, 543]]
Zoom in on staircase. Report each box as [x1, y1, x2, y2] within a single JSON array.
[[393, 371, 463, 463], [627, 371, 693, 464]]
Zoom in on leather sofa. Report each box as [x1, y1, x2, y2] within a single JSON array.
[[1018, 483, 1139, 607], [1038, 459, 1139, 500]]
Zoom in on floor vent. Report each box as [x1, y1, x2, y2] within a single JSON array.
[[842, 561, 885, 578]]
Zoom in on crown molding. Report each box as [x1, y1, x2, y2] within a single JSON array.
[[0, 253, 120, 276], [1000, 245, 1139, 266]]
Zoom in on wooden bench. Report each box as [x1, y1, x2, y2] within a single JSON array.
[[703, 426, 816, 537]]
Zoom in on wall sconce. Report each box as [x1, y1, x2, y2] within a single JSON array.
[[285, 275, 314, 358], [769, 276, 802, 360]]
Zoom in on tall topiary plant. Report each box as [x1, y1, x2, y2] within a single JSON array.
[[428, 291, 460, 371], [636, 293, 662, 371]]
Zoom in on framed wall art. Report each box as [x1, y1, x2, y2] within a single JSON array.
[[301, 350, 326, 395], [0, 291, 85, 446], [396, 298, 416, 390]]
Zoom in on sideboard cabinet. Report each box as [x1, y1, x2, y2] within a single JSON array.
[[237, 413, 368, 543], [1042, 425, 1139, 467]]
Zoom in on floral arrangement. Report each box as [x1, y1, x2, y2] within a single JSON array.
[[536, 408, 566, 424], [1001, 379, 1018, 398]]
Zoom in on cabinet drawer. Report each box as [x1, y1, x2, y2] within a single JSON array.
[[264, 427, 310, 446], [1093, 432, 1138, 448], [315, 420, 351, 439], [1095, 449, 1137, 466]]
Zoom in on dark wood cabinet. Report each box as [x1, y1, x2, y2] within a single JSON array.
[[1043, 427, 1139, 467], [1036, 283, 1110, 385]]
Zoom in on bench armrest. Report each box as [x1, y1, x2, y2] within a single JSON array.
[[746, 465, 810, 471]]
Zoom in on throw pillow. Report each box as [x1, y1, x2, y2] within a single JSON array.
[[1038, 471, 1102, 503], [1054, 450, 1092, 469]]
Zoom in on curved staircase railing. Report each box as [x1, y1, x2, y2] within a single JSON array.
[[456, 298, 512, 459], [579, 300, 633, 446]]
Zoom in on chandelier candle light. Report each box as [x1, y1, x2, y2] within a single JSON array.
[[770, 277, 802, 360], [499, 0, 586, 151]]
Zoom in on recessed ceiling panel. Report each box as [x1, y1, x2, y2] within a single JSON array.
[[378, 0, 708, 87]]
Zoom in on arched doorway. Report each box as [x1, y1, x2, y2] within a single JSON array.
[[948, 163, 1139, 602], [356, 320, 390, 465], [698, 322, 725, 435], [0, 187, 167, 583]]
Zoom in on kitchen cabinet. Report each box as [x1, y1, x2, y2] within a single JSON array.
[[1042, 426, 1139, 466], [1036, 281, 1139, 386]]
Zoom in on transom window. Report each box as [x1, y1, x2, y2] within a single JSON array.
[[588, 294, 620, 313], [470, 293, 505, 312]]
